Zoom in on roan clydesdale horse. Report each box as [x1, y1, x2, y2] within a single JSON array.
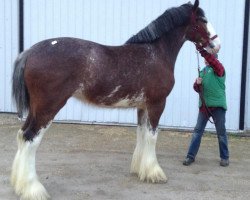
[[11, 0, 220, 199]]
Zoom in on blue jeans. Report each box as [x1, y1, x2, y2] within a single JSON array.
[[187, 108, 229, 160]]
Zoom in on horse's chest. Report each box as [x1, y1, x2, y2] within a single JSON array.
[[164, 73, 175, 96]]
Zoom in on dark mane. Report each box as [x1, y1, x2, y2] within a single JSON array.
[[126, 3, 205, 44]]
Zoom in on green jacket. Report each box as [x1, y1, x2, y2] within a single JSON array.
[[199, 66, 227, 110]]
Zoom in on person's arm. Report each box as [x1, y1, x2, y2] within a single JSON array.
[[196, 46, 225, 77], [193, 77, 202, 93]]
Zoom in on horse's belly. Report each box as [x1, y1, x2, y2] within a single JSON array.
[[111, 95, 145, 108], [73, 89, 145, 108]]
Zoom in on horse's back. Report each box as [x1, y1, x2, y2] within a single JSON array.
[[27, 37, 97, 67]]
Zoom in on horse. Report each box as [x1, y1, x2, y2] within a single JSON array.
[[11, 0, 220, 199]]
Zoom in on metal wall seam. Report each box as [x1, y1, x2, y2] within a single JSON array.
[[239, 0, 250, 130], [19, 0, 24, 53]]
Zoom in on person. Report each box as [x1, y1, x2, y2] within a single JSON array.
[[183, 46, 229, 167]]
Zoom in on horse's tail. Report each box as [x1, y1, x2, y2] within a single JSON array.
[[12, 50, 30, 118]]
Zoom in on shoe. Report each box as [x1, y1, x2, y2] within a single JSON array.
[[183, 157, 195, 166], [220, 159, 229, 167]]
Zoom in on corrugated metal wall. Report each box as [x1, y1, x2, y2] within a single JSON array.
[[0, 0, 18, 113], [0, 0, 248, 131]]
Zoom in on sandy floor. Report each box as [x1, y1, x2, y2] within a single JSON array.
[[0, 113, 250, 200]]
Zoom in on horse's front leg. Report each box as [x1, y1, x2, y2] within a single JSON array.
[[132, 101, 167, 183], [131, 109, 147, 174]]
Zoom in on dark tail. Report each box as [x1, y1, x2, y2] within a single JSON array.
[[12, 50, 30, 118]]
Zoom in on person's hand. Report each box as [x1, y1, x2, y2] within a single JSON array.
[[196, 77, 202, 84], [196, 44, 208, 58]]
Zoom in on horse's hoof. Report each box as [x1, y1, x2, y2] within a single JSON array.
[[19, 180, 50, 200], [130, 165, 140, 175], [139, 164, 168, 183]]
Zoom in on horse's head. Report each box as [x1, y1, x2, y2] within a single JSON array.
[[186, 0, 221, 54]]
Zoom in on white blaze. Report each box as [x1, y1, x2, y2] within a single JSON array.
[[206, 22, 221, 54]]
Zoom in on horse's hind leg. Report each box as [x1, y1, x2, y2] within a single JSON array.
[[11, 113, 52, 200], [11, 113, 32, 187], [135, 101, 167, 183], [11, 95, 68, 200]]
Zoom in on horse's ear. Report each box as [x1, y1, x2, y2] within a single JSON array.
[[192, 0, 199, 12]]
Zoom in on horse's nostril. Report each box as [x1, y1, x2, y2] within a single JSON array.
[[209, 43, 215, 48]]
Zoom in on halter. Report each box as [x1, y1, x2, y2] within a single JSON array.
[[190, 12, 218, 48]]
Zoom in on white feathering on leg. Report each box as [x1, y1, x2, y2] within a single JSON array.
[[11, 129, 23, 188], [131, 125, 145, 174], [138, 127, 167, 183], [12, 122, 51, 200]]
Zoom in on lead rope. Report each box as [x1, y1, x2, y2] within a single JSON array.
[[196, 50, 215, 124], [196, 50, 200, 76]]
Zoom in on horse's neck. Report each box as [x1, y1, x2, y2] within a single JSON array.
[[156, 26, 187, 70]]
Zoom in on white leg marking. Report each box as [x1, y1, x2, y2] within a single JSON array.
[[11, 122, 51, 200], [11, 129, 23, 187], [138, 127, 167, 183], [131, 125, 145, 174]]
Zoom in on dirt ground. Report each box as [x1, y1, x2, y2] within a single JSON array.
[[0, 113, 250, 200]]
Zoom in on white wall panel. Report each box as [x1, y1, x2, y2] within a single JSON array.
[[21, 0, 245, 131], [0, 0, 18, 113]]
